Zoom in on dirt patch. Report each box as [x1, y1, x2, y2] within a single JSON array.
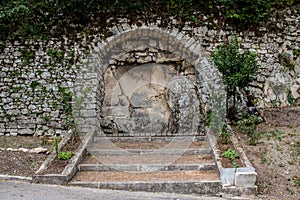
[[0, 136, 53, 177], [40, 133, 82, 174], [1, 107, 299, 199], [234, 107, 300, 199], [218, 141, 244, 168]]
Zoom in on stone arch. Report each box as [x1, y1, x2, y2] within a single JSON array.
[[74, 27, 225, 136]]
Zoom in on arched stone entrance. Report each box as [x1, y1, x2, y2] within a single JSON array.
[[73, 27, 225, 137]]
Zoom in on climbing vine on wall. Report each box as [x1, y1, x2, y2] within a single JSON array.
[[0, 0, 298, 43]]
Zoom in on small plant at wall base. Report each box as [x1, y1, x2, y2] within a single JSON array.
[[218, 123, 231, 144], [222, 149, 240, 168], [58, 151, 73, 160], [53, 132, 59, 156], [223, 149, 240, 160], [238, 114, 263, 145], [58, 86, 74, 129], [212, 37, 259, 119], [286, 88, 295, 106]]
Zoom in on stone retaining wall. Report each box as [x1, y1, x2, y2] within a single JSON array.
[[0, 9, 299, 136]]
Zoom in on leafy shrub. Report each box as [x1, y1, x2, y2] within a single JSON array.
[[58, 151, 73, 160], [212, 37, 259, 118]]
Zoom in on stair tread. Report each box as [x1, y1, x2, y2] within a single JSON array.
[[81, 154, 213, 165], [71, 170, 220, 182], [89, 140, 208, 150]]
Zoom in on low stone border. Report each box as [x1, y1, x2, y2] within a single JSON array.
[[207, 127, 257, 197], [0, 174, 32, 182], [69, 180, 223, 196], [32, 131, 95, 185]]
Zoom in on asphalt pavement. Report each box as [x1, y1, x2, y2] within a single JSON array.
[[0, 180, 233, 200]]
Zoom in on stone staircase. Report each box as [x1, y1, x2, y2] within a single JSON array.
[[69, 135, 222, 196]]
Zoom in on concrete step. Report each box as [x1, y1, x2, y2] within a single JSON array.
[[69, 136, 221, 196], [69, 171, 222, 195], [93, 136, 207, 143], [80, 153, 213, 165], [86, 148, 211, 156], [78, 163, 216, 172], [91, 137, 208, 150]]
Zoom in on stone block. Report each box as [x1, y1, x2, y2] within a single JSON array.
[[9, 132, 18, 136], [235, 172, 257, 187], [85, 118, 97, 125], [110, 106, 129, 116], [114, 117, 132, 132], [130, 93, 152, 107], [220, 168, 235, 186], [236, 167, 255, 173], [81, 110, 97, 118]]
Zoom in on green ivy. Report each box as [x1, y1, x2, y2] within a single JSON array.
[[47, 49, 64, 62], [20, 48, 35, 66], [0, 0, 298, 43], [29, 81, 40, 90]]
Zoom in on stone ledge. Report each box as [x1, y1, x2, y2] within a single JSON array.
[[77, 163, 216, 172], [207, 127, 257, 197], [32, 131, 95, 185], [69, 180, 223, 196], [0, 174, 32, 182]]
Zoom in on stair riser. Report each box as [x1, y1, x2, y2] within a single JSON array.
[[93, 136, 206, 143], [78, 164, 216, 172], [69, 181, 222, 196], [87, 149, 211, 156]]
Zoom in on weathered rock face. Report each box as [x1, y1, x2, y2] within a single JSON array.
[[99, 50, 204, 136], [166, 76, 203, 135]]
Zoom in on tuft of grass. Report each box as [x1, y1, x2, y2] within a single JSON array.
[[295, 178, 300, 187]]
